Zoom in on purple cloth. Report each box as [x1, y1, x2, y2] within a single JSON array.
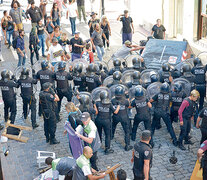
[[122, 33, 132, 44], [64, 122, 83, 159]]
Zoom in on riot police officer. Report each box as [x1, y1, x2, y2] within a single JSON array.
[[94, 90, 120, 154], [170, 82, 186, 123], [85, 63, 101, 92], [39, 82, 60, 144], [0, 70, 18, 125], [111, 86, 132, 151], [94, 61, 108, 83], [191, 57, 206, 111], [132, 57, 146, 72], [54, 61, 73, 113], [126, 71, 141, 89], [36, 60, 55, 116], [72, 63, 86, 92], [150, 82, 178, 146], [17, 68, 39, 129], [181, 63, 195, 90], [131, 86, 152, 141], [160, 63, 173, 84], [108, 58, 123, 75], [107, 71, 122, 88]]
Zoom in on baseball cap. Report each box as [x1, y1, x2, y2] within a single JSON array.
[[124, 40, 132, 45], [74, 31, 80, 34], [81, 112, 90, 122]]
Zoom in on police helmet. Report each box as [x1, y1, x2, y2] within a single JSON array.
[[76, 63, 83, 73], [113, 58, 121, 67], [100, 90, 110, 104], [115, 85, 125, 97], [58, 61, 66, 70], [182, 63, 191, 73], [42, 82, 52, 90], [162, 63, 170, 72], [113, 71, 122, 81], [94, 63, 100, 73], [21, 67, 30, 79], [193, 57, 202, 66], [160, 82, 170, 93], [79, 95, 90, 105], [174, 82, 182, 92], [134, 86, 144, 98], [150, 74, 159, 83], [41, 60, 49, 70], [132, 57, 140, 68], [88, 63, 95, 73], [132, 71, 141, 80], [1, 69, 10, 80]]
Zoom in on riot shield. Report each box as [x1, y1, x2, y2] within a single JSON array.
[[71, 58, 89, 73], [125, 54, 143, 68], [121, 69, 135, 84], [71, 92, 92, 107], [103, 75, 113, 87], [147, 82, 162, 99], [94, 60, 108, 70], [53, 61, 73, 72], [129, 85, 147, 100], [171, 78, 191, 96], [140, 69, 159, 87], [109, 84, 128, 98], [174, 58, 194, 72], [91, 87, 111, 102]]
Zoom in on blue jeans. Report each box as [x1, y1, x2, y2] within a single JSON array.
[[69, 17, 76, 35], [53, 19, 60, 26], [95, 45, 104, 61], [38, 34, 45, 56], [6, 30, 14, 46], [71, 53, 81, 61], [122, 33, 132, 44], [17, 50, 26, 67]]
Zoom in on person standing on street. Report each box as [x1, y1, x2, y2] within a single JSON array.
[[91, 23, 108, 61], [29, 27, 39, 66], [16, 29, 27, 67], [9, 2, 27, 31], [178, 90, 200, 150], [131, 130, 153, 180], [1, 11, 9, 45], [54, 0, 67, 16], [51, 3, 61, 26], [39, 0, 48, 25], [39, 82, 60, 144], [117, 10, 134, 44], [88, 12, 100, 37], [151, 19, 166, 39], [77, 0, 86, 24], [100, 15, 111, 50], [69, 31, 84, 61], [26, 2, 43, 28], [66, 0, 78, 36], [6, 16, 15, 49]]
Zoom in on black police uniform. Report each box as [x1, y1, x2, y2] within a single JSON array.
[[160, 71, 171, 84], [133, 141, 152, 180], [108, 67, 123, 76], [17, 77, 38, 127], [198, 108, 207, 144], [39, 90, 57, 142], [111, 97, 131, 148], [54, 70, 73, 113], [0, 80, 18, 123], [95, 101, 115, 150], [85, 74, 101, 92], [180, 73, 195, 91], [191, 65, 207, 111], [170, 91, 186, 123], [73, 73, 86, 92], [131, 97, 151, 140], [151, 92, 177, 144]]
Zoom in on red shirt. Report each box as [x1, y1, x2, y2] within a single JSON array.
[[80, 50, 94, 63], [178, 99, 189, 123]]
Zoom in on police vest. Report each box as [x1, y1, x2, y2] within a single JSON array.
[[134, 96, 149, 115], [55, 70, 70, 89], [171, 91, 185, 110], [193, 66, 206, 84], [161, 71, 170, 83], [182, 73, 195, 89], [155, 93, 170, 111], [182, 97, 195, 119]]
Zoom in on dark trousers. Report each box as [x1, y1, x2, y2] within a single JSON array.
[[195, 84, 206, 112], [57, 89, 72, 113], [95, 118, 111, 149], [4, 98, 16, 124], [132, 114, 151, 138], [30, 48, 39, 65], [178, 118, 191, 144], [77, 5, 86, 22], [90, 151, 98, 171], [152, 109, 177, 142], [102, 32, 109, 47], [200, 128, 207, 144], [170, 107, 179, 123], [112, 116, 130, 145], [43, 111, 56, 140], [122, 33, 132, 44], [22, 96, 37, 126]]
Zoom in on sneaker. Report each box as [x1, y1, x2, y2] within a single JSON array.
[[178, 143, 186, 151], [105, 148, 114, 155], [32, 123, 39, 129], [184, 140, 194, 145], [50, 138, 60, 145], [125, 145, 133, 151]]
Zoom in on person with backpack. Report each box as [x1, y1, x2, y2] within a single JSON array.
[[80, 43, 94, 63], [29, 27, 39, 66], [6, 16, 15, 49], [117, 10, 134, 44], [1, 11, 8, 45], [51, 3, 61, 26]]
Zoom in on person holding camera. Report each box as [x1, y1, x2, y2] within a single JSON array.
[[39, 82, 60, 145]]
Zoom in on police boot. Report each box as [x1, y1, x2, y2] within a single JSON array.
[[131, 134, 136, 141], [172, 140, 178, 147], [46, 136, 50, 143], [125, 145, 133, 151], [32, 123, 39, 129], [0, 124, 4, 130], [178, 142, 186, 151], [50, 138, 60, 145], [184, 140, 194, 145], [105, 148, 114, 155]]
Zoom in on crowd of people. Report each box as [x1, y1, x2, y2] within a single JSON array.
[[1, 0, 207, 180]]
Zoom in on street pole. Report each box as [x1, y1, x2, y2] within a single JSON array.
[[0, 156, 3, 180], [101, 0, 105, 15]]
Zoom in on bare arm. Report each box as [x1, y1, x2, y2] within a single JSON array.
[[78, 134, 93, 144], [114, 105, 120, 114], [197, 149, 204, 162], [54, 94, 60, 101], [131, 22, 134, 33], [117, 14, 122, 21], [94, 104, 98, 115], [147, 102, 152, 108], [196, 116, 202, 128], [87, 173, 106, 180], [143, 160, 150, 180]]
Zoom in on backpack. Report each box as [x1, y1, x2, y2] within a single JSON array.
[[12, 36, 19, 49]]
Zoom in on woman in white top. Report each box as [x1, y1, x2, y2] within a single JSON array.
[[66, 0, 78, 36]]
